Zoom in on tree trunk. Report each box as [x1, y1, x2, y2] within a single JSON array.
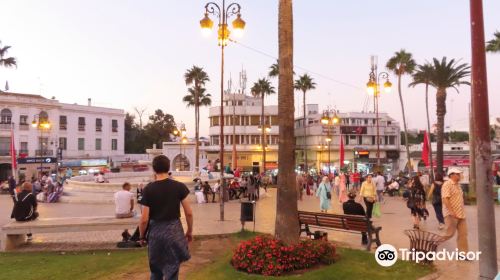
[[425, 83, 434, 180], [397, 74, 412, 171], [261, 93, 266, 174], [275, 0, 299, 245], [303, 90, 307, 173], [195, 88, 200, 171], [435, 88, 447, 175]]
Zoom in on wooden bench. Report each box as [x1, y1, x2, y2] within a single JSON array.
[[298, 211, 382, 251], [1, 216, 139, 251]]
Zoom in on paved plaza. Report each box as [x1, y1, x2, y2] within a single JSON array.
[[1, 188, 499, 279]]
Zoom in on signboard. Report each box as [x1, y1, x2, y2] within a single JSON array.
[[341, 126, 367, 135], [61, 159, 108, 167], [17, 157, 57, 164]]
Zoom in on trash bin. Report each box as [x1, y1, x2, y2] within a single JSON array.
[[404, 229, 443, 264], [240, 201, 254, 222]]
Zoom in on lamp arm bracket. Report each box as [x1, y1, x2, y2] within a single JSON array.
[[225, 3, 241, 20], [205, 2, 221, 21]]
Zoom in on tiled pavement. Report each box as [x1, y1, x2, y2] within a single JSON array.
[[1, 188, 499, 279]]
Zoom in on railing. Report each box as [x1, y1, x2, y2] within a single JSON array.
[[0, 150, 10, 156], [78, 125, 85, 131], [0, 123, 12, 130], [19, 123, 30, 130], [18, 149, 29, 155], [35, 150, 54, 156]]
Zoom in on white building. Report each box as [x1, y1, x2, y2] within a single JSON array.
[[295, 105, 401, 173], [0, 92, 125, 180], [206, 92, 279, 172]]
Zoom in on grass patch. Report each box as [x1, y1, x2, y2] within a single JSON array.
[[0, 249, 148, 280], [186, 247, 435, 280]]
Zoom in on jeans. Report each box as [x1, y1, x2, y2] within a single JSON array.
[[432, 203, 445, 224], [376, 190, 384, 203], [150, 267, 179, 280]]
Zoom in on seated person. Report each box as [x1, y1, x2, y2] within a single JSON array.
[[11, 182, 39, 222], [387, 179, 400, 196], [342, 191, 368, 245], [96, 172, 106, 183], [202, 181, 213, 203], [114, 182, 136, 218], [228, 179, 241, 199]]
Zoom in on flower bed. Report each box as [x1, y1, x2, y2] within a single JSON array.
[[231, 235, 337, 276]]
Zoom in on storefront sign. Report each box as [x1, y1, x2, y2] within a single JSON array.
[[341, 126, 367, 135], [17, 157, 57, 164]]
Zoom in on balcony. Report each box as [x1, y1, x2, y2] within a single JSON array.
[[96, 126, 102, 132], [0, 123, 12, 130], [35, 150, 53, 156], [18, 149, 29, 156], [0, 150, 10, 156], [78, 125, 85, 131], [19, 123, 30, 131]]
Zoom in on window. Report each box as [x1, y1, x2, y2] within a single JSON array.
[[59, 137, 67, 150], [78, 117, 86, 131], [210, 116, 219, 126], [0, 108, 12, 124], [364, 119, 368, 125], [39, 111, 49, 123], [0, 137, 10, 155], [250, 116, 260, 125], [389, 136, 396, 145], [20, 115, 28, 125], [96, 118, 102, 132], [372, 136, 376, 145], [59, 116, 67, 130], [111, 139, 117, 150], [112, 119, 118, 132], [20, 142, 28, 154], [251, 135, 260, 145], [95, 138, 102, 150], [211, 136, 219, 145], [78, 138, 85, 150]]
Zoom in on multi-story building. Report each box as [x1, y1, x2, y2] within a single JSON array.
[[0, 92, 125, 180], [206, 92, 279, 172], [295, 105, 401, 173]]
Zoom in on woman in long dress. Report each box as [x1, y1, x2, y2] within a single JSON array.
[[338, 172, 348, 203], [316, 176, 331, 212]]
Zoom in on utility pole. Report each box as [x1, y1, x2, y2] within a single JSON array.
[[470, 0, 497, 278]]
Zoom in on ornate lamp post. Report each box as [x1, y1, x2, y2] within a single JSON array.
[[366, 61, 392, 169], [321, 110, 340, 175], [32, 114, 51, 178], [258, 124, 271, 174], [200, 0, 245, 221]]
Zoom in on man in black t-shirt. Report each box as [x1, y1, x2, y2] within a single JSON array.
[[138, 155, 193, 280]]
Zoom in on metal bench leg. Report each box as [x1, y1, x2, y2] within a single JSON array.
[[1, 234, 25, 251]]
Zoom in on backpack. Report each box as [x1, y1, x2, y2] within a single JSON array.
[[12, 192, 35, 221]]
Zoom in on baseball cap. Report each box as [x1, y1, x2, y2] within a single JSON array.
[[447, 168, 463, 176]]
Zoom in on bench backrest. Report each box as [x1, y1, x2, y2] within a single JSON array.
[[298, 211, 370, 232]]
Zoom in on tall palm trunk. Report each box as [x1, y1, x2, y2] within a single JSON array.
[[435, 88, 447, 175], [425, 82, 434, 180], [195, 85, 200, 171], [261, 93, 266, 174], [302, 90, 307, 172], [275, 0, 299, 244], [397, 74, 411, 171]]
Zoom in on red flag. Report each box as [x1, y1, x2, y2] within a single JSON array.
[[10, 125, 17, 174], [422, 131, 430, 166], [339, 135, 345, 168]]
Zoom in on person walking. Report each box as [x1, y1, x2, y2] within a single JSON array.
[[338, 173, 348, 204], [345, 172, 350, 191], [138, 155, 193, 280], [375, 172, 385, 203], [316, 176, 332, 212], [343, 191, 367, 245], [441, 168, 468, 253], [334, 175, 340, 198], [352, 170, 361, 191], [407, 176, 427, 229], [427, 173, 445, 230], [359, 174, 377, 219]]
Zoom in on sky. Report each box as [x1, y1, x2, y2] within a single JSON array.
[[1, 0, 499, 138]]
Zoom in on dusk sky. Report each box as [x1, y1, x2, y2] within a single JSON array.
[[1, 0, 499, 138]]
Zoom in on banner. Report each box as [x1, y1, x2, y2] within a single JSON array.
[[10, 125, 17, 177]]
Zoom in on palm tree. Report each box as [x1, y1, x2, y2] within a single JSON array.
[[268, 60, 279, 78], [410, 63, 435, 179], [183, 65, 210, 171], [386, 49, 416, 171], [294, 74, 316, 173], [251, 78, 275, 175], [0, 41, 17, 69], [275, 0, 299, 245], [428, 57, 470, 174], [486, 31, 500, 53]]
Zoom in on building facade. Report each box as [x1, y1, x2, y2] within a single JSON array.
[[206, 92, 279, 172], [295, 105, 401, 174], [0, 92, 125, 180]]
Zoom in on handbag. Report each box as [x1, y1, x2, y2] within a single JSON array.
[[372, 202, 381, 218], [326, 191, 332, 200]]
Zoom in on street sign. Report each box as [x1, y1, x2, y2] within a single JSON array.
[[17, 157, 58, 164]]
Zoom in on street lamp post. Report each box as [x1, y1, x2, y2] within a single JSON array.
[[321, 110, 340, 175], [258, 124, 271, 175], [200, 0, 245, 221], [366, 60, 392, 170], [32, 114, 51, 179]]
